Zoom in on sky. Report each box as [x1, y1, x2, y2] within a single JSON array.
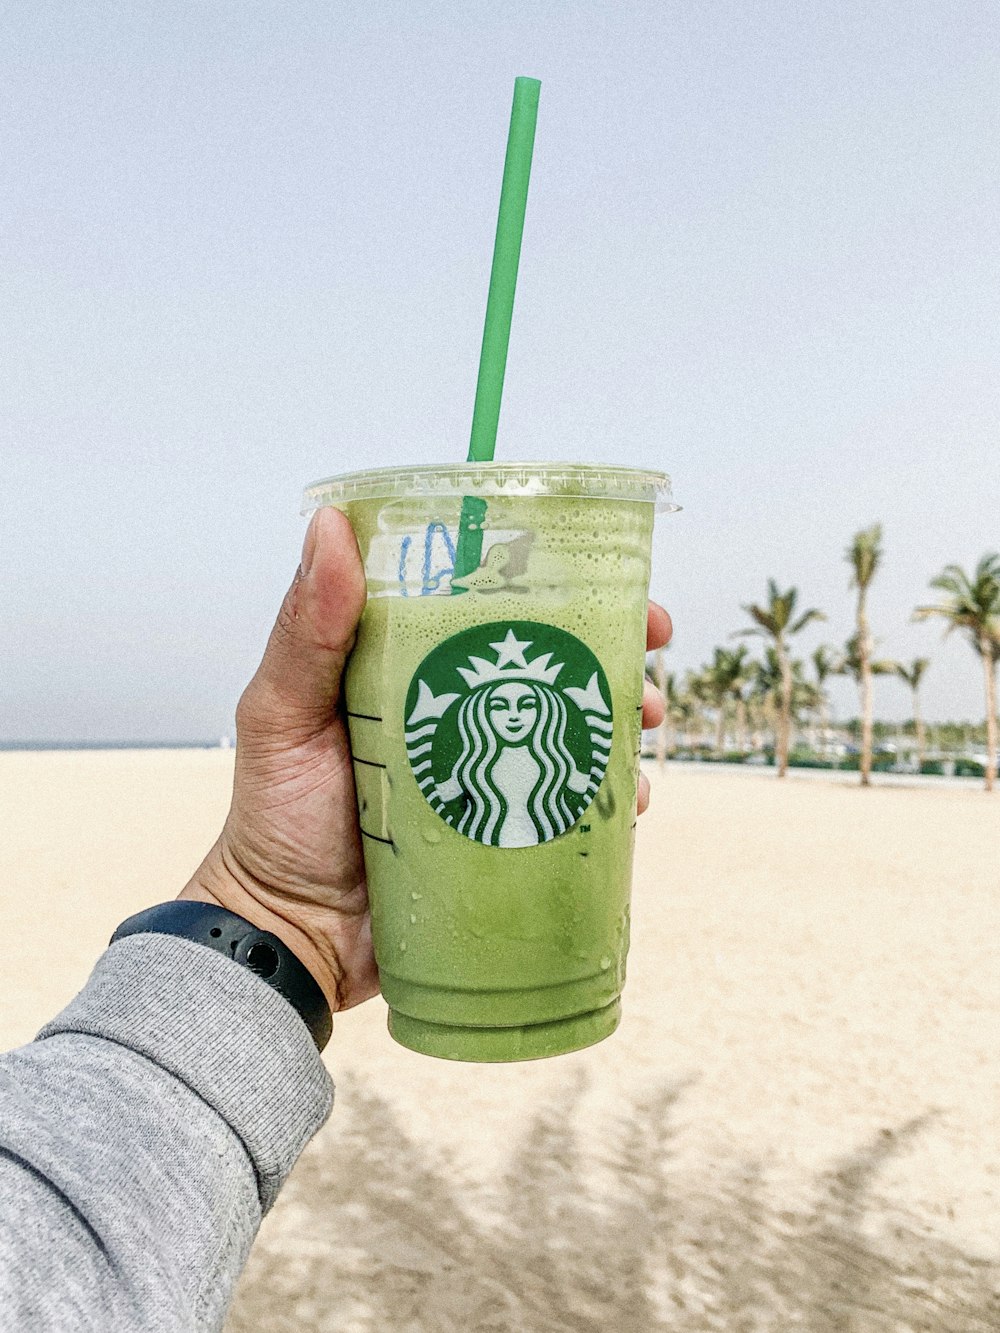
[[1, 1, 998, 741]]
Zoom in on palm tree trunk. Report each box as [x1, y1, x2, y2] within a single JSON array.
[[858, 592, 873, 787], [714, 706, 726, 756], [981, 632, 997, 793], [913, 687, 925, 770], [777, 643, 792, 778], [860, 669, 873, 784], [763, 697, 777, 758]]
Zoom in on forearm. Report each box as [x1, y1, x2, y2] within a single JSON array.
[[0, 935, 333, 1332]]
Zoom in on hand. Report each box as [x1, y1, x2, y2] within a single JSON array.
[[181, 508, 674, 1014], [641, 603, 672, 814]]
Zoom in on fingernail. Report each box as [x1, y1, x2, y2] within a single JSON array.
[[300, 511, 320, 577]]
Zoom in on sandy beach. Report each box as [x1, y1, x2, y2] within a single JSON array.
[[2, 751, 998, 1329]]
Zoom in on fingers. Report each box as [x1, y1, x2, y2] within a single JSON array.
[[646, 601, 672, 651], [237, 507, 367, 741], [641, 600, 670, 811], [642, 602, 674, 815], [642, 601, 670, 726], [641, 677, 665, 730]]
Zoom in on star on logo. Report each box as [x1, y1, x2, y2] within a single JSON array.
[[489, 629, 532, 670], [455, 629, 564, 688]]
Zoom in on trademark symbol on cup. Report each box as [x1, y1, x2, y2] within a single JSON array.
[[580, 824, 591, 834]]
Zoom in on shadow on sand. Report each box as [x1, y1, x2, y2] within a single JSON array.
[[228, 1076, 999, 1332]]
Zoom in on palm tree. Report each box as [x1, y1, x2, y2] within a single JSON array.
[[749, 649, 781, 753], [737, 582, 825, 777], [839, 634, 898, 774], [650, 653, 676, 768], [702, 647, 751, 755], [845, 524, 884, 787], [725, 644, 753, 753], [914, 555, 1000, 792], [662, 670, 688, 762], [674, 685, 700, 752], [894, 658, 930, 770], [684, 669, 714, 752], [748, 649, 817, 763], [810, 645, 841, 754], [795, 678, 822, 737], [744, 660, 772, 753], [697, 654, 729, 756]]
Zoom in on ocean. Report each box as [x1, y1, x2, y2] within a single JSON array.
[[0, 740, 232, 752]]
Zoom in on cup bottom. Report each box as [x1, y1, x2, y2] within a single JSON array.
[[386, 997, 621, 1063]]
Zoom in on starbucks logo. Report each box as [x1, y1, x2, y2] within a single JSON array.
[[404, 621, 613, 848]]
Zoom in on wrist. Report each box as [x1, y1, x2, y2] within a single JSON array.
[[113, 900, 332, 1050], [180, 842, 342, 1014]]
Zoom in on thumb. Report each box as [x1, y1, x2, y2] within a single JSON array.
[[238, 506, 367, 741]]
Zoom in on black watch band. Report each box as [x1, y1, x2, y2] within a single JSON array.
[[110, 900, 333, 1051]]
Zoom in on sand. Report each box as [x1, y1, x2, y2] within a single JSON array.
[[1, 752, 998, 1329]]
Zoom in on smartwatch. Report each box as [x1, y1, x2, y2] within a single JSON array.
[[110, 900, 333, 1050]]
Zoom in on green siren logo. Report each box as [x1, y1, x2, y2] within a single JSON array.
[[404, 621, 613, 847]]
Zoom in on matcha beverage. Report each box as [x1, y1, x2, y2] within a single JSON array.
[[302, 462, 672, 1060], [303, 75, 675, 1058]]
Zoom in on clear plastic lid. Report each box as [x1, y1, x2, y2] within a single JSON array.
[[302, 462, 677, 514]]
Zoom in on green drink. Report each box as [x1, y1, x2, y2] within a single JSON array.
[[303, 462, 672, 1061]]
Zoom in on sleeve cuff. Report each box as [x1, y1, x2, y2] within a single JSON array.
[[35, 933, 334, 1212]]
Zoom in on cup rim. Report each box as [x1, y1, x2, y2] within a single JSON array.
[[301, 461, 678, 514]]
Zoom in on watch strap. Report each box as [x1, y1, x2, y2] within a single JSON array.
[[110, 900, 332, 1050]]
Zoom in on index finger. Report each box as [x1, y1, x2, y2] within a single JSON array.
[[646, 601, 672, 651]]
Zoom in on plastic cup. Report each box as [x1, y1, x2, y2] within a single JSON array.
[[302, 463, 674, 1061]]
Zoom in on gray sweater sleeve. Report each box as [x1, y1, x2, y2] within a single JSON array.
[[0, 933, 334, 1332]]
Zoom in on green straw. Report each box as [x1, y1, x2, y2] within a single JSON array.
[[453, 75, 541, 587], [468, 75, 541, 463]]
